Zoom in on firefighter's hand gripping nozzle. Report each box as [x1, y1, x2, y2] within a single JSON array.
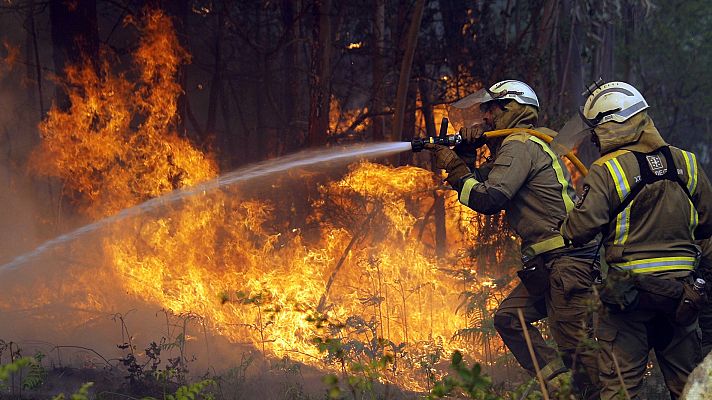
[[408, 118, 461, 152]]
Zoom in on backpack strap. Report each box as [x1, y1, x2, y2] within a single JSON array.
[[602, 146, 694, 242], [610, 146, 692, 218]]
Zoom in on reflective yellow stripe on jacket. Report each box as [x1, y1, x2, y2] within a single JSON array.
[[523, 136, 575, 258], [604, 157, 632, 245], [682, 150, 698, 194], [459, 177, 479, 205], [529, 136, 575, 213], [458, 135, 575, 259], [682, 150, 699, 238], [613, 256, 698, 274]]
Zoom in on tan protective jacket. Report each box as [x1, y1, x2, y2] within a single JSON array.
[[453, 102, 577, 260], [562, 113, 712, 276]]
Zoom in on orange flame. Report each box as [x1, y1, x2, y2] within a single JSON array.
[[25, 8, 513, 391], [31, 9, 214, 218]]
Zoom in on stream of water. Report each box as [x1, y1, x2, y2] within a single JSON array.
[[0, 142, 412, 272]]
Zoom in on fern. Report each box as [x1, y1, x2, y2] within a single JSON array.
[[429, 351, 502, 400], [22, 352, 46, 390], [165, 379, 215, 400]]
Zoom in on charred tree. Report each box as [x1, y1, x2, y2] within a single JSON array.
[[391, 0, 425, 142], [307, 0, 333, 147], [370, 0, 387, 141], [162, 0, 192, 140], [49, 0, 99, 112], [282, 0, 306, 153], [419, 78, 446, 259], [555, 0, 584, 115], [590, 12, 615, 82], [23, 0, 44, 121], [205, 6, 224, 140], [622, 2, 637, 82]]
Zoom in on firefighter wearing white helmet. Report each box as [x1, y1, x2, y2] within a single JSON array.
[[480, 79, 540, 108], [581, 81, 649, 126], [447, 80, 540, 146], [428, 79, 601, 398], [562, 81, 712, 399]]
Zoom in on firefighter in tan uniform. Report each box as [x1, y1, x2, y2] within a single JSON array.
[[429, 80, 600, 398], [561, 81, 712, 399]]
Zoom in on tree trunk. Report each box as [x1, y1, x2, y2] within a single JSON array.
[[307, 0, 332, 147], [205, 8, 224, 138], [622, 2, 636, 82], [398, 80, 417, 165], [556, 0, 584, 115], [591, 19, 615, 82], [535, 0, 560, 118], [250, 4, 266, 162], [282, 0, 299, 153], [419, 78, 446, 259], [536, 0, 558, 59], [163, 0, 191, 139], [24, 0, 44, 121], [371, 0, 386, 141], [391, 0, 425, 142], [49, 0, 99, 111]]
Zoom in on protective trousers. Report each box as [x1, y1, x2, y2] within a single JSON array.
[[597, 309, 701, 400], [494, 255, 600, 398]]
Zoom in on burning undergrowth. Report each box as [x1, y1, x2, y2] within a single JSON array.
[[2, 8, 521, 394]]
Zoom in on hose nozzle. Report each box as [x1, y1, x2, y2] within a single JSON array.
[[410, 134, 462, 152], [408, 117, 461, 152]]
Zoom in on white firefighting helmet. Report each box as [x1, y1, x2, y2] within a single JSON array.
[[581, 81, 649, 127], [485, 80, 539, 108], [448, 80, 539, 128]]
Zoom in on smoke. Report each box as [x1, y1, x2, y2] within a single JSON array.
[[0, 164, 40, 263]]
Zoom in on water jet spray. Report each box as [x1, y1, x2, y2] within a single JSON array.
[[0, 142, 413, 272]]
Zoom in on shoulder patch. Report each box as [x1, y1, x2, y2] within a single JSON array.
[[494, 155, 514, 166], [645, 154, 666, 176], [593, 149, 630, 167]]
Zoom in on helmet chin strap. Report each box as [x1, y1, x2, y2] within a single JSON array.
[[483, 128, 589, 176]]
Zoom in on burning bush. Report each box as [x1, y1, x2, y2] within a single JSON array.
[[31, 9, 215, 219], [23, 8, 515, 393]]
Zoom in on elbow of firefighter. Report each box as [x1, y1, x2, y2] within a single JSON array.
[[561, 223, 592, 248], [464, 187, 507, 215]]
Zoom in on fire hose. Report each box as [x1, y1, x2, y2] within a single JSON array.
[[409, 118, 589, 177]]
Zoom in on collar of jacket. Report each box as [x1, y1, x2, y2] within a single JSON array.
[[597, 112, 668, 155], [489, 102, 539, 153]]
